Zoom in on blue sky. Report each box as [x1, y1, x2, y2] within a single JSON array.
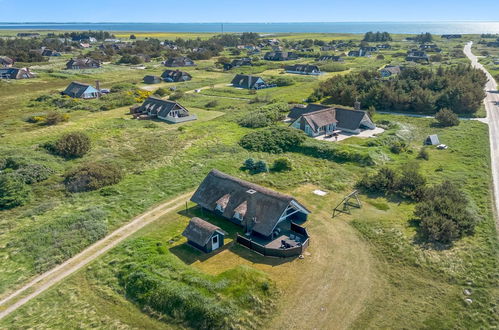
[[1, 0, 499, 22]]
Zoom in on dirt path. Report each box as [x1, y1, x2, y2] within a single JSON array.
[[0, 191, 193, 320], [464, 42, 499, 229]]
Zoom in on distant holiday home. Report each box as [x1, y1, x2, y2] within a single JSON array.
[[406, 50, 429, 62], [284, 64, 322, 75], [62, 81, 102, 99], [161, 69, 192, 82], [164, 56, 196, 67], [130, 96, 197, 123], [231, 74, 269, 89], [380, 65, 402, 77], [0, 67, 35, 80], [316, 55, 343, 62], [223, 58, 253, 70], [0, 56, 14, 67], [143, 75, 162, 84], [288, 103, 376, 136], [264, 51, 298, 61], [66, 58, 101, 70]]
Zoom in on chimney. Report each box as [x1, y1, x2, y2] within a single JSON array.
[[95, 80, 100, 91], [248, 75, 252, 89], [354, 99, 361, 110]]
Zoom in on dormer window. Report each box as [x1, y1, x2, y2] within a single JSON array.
[[215, 193, 230, 213], [215, 203, 225, 212], [234, 212, 243, 221]]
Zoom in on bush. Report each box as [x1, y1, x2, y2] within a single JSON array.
[[45, 112, 69, 125], [243, 158, 255, 170], [416, 181, 478, 243], [254, 160, 269, 173], [154, 88, 169, 97], [272, 158, 292, 172], [0, 174, 31, 209], [357, 163, 425, 200], [51, 132, 91, 159], [64, 162, 123, 192], [169, 91, 185, 101], [417, 148, 430, 160], [239, 127, 306, 153], [435, 108, 460, 127], [319, 63, 348, 72], [205, 100, 219, 108], [16, 164, 55, 184], [389, 141, 408, 154], [269, 76, 294, 87]]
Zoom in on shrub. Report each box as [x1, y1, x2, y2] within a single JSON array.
[[154, 88, 169, 97], [243, 158, 255, 170], [319, 63, 348, 72], [0, 174, 31, 209], [51, 132, 91, 159], [239, 127, 306, 153], [110, 83, 135, 93], [64, 162, 123, 192], [169, 91, 185, 101], [435, 108, 460, 127], [357, 167, 398, 193], [417, 148, 430, 160], [45, 112, 69, 125], [272, 158, 292, 172], [254, 160, 269, 173], [396, 164, 426, 200], [415, 181, 478, 243], [269, 76, 294, 87], [390, 141, 408, 154], [16, 164, 55, 184], [205, 100, 219, 108]]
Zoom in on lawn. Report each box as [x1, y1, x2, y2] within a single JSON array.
[[0, 31, 497, 329]]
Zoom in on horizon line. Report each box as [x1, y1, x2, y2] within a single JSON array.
[[1, 20, 499, 24]]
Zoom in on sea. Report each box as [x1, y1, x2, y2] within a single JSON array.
[[0, 22, 499, 34]]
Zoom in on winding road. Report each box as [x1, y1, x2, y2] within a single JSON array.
[[0, 191, 193, 320], [464, 42, 499, 228]]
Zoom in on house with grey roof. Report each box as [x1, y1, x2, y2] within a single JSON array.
[[134, 96, 197, 123], [284, 64, 322, 75], [191, 170, 310, 241], [161, 69, 192, 82], [223, 58, 252, 70], [316, 55, 343, 62], [289, 103, 376, 136], [62, 82, 101, 99], [0, 56, 14, 68], [231, 74, 269, 89], [182, 217, 226, 253], [66, 58, 101, 70], [164, 56, 195, 67], [0, 67, 35, 80], [380, 65, 402, 77], [264, 51, 298, 61], [406, 50, 430, 62]]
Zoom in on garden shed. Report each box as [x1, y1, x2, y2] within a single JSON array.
[[425, 135, 440, 145], [182, 217, 226, 253]]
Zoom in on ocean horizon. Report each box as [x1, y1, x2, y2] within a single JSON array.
[[0, 21, 499, 34]]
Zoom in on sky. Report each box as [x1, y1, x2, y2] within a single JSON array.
[[1, 0, 499, 23]]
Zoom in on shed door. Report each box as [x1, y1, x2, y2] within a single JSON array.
[[211, 235, 220, 250]]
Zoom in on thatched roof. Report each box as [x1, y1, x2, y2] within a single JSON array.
[[182, 217, 225, 247], [191, 170, 310, 237], [301, 108, 338, 132]]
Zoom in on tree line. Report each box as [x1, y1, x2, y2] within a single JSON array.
[[362, 31, 392, 42], [310, 65, 487, 115]]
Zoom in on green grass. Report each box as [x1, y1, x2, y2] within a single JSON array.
[[0, 32, 497, 329]]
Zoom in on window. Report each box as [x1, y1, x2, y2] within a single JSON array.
[[234, 212, 243, 221], [215, 203, 224, 212], [212, 235, 218, 244]]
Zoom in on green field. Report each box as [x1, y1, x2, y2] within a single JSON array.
[[0, 32, 497, 329]]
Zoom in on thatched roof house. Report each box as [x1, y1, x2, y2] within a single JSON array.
[[164, 56, 195, 67], [191, 170, 310, 239], [0, 67, 35, 80], [264, 51, 298, 61], [62, 81, 101, 99], [161, 69, 192, 82], [143, 75, 162, 84], [66, 58, 101, 70], [284, 64, 322, 75], [182, 217, 226, 253], [134, 96, 197, 123], [0, 56, 14, 67], [231, 74, 267, 89]]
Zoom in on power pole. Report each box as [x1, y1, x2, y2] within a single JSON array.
[[221, 23, 224, 34]]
